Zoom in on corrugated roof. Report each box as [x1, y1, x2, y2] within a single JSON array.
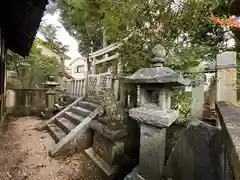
[[0, 0, 48, 57]]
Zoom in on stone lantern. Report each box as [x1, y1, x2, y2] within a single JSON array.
[[123, 44, 188, 180], [44, 75, 60, 109]]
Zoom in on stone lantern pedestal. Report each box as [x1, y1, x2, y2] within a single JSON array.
[[123, 44, 188, 180]]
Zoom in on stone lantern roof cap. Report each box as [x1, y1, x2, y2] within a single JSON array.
[[123, 44, 189, 86], [123, 66, 188, 86]]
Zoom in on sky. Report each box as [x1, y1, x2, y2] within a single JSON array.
[[37, 12, 80, 61]]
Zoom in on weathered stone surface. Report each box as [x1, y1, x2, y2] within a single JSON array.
[[138, 124, 166, 180], [163, 119, 233, 180], [90, 120, 127, 142], [49, 106, 100, 157], [123, 67, 188, 86], [216, 51, 236, 69], [166, 124, 186, 161], [129, 107, 179, 128], [216, 101, 240, 180], [124, 167, 143, 180], [84, 147, 118, 177], [92, 132, 124, 165]]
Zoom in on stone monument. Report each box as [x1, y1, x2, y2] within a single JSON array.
[[123, 44, 188, 180], [85, 89, 132, 178]]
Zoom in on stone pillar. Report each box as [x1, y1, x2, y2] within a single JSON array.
[[92, 57, 97, 74], [216, 51, 237, 104], [191, 76, 205, 119], [134, 94, 178, 180], [114, 62, 122, 100], [44, 76, 60, 109], [124, 44, 188, 180], [83, 58, 89, 98]]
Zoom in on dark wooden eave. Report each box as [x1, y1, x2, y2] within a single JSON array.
[[0, 0, 48, 57], [228, 0, 240, 16]]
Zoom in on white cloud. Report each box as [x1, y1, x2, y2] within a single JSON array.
[[37, 12, 80, 60]]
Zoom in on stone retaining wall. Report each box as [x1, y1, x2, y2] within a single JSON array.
[[216, 101, 240, 180]]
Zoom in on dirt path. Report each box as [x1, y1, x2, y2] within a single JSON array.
[[0, 117, 105, 180]]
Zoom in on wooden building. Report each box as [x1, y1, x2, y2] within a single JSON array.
[[0, 0, 49, 122]]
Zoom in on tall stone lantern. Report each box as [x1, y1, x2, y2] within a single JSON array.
[[123, 44, 188, 180], [44, 75, 60, 109]]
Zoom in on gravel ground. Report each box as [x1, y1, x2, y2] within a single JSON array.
[[0, 116, 105, 180]]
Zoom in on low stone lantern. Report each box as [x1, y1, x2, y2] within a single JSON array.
[[123, 44, 188, 180], [44, 75, 60, 109]]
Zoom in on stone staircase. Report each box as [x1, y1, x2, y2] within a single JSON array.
[[43, 98, 101, 156]]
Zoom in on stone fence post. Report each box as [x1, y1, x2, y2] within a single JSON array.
[[191, 75, 205, 119], [83, 58, 89, 98], [123, 44, 188, 180], [216, 51, 237, 104]]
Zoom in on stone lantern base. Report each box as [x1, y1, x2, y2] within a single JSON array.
[[85, 116, 136, 179]]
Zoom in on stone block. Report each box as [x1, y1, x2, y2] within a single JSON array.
[[138, 124, 166, 180], [85, 147, 118, 178], [216, 51, 236, 69], [92, 132, 124, 165], [90, 120, 127, 141], [129, 107, 179, 128], [124, 167, 143, 180], [163, 119, 233, 180]]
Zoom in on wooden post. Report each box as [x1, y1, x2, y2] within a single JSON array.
[[0, 28, 6, 124], [216, 51, 237, 104]]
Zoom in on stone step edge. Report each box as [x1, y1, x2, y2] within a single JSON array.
[[56, 117, 76, 134], [84, 147, 118, 177], [47, 124, 66, 143], [50, 106, 101, 157], [71, 106, 92, 116], [37, 97, 83, 130], [64, 112, 84, 126]]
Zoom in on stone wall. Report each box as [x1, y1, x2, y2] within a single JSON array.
[[216, 101, 240, 180], [5, 89, 46, 117]]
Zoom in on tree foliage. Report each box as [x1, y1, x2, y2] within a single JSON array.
[[54, 0, 233, 121], [39, 23, 69, 55], [7, 41, 61, 89], [56, 0, 229, 72], [57, 0, 103, 56]]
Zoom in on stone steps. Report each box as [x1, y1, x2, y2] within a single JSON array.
[[84, 98, 101, 105], [64, 111, 84, 125], [71, 106, 91, 117], [78, 100, 99, 111], [47, 124, 67, 143], [56, 117, 76, 134], [45, 98, 100, 153]]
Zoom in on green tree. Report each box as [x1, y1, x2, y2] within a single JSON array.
[[57, 0, 104, 55], [7, 41, 61, 89], [54, 0, 233, 122], [55, 0, 229, 72], [38, 23, 70, 75], [39, 23, 69, 54]]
